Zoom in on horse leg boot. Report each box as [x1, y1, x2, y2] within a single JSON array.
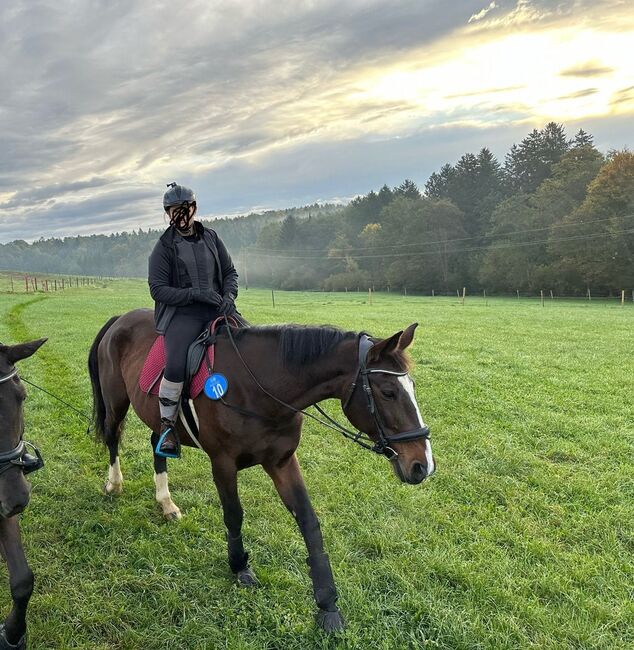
[[150, 432, 182, 521], [0, 518, 33, 650], [265, 454, 344, 633], [211, 458, 257, 587], [156, 378, 183, 459]]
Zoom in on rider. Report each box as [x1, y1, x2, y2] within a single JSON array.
[[148, 182, 239, 458]]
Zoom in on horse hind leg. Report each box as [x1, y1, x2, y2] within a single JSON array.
[[103, 399, 129, 495], [150, 432, 182, 520]]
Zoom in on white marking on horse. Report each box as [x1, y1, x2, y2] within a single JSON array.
[[105, 456, 123, 494], [398, 375, 435, 476], [154, 471, 181, 520]]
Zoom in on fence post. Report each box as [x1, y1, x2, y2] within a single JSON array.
[[34, 277, 38, 292], [432, 289, 434, 297], [587, 287, 591, 301], [271, 289, 275, 308], [461, 287, 466, 306], [541, 290, 544, 307], [404, 286, 407, 296], [368, 288, 372, 305], [550, 290, 554, 300], [517, 290, 520, 300]]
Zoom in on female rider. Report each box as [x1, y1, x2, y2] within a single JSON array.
[[148, 182, 239, 458]]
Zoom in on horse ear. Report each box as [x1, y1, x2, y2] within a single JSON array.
[[398, 323, 418, 350], [6, 338, 47, 364], [367, 331, 402, 363]]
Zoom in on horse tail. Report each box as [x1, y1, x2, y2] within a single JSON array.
[[88, 315, 120, 443]]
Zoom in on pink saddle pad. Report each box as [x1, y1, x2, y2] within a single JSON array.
[[139, 336, 215, 399]]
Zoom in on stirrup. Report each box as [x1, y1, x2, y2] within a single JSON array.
[[155, 424, 181, 459]]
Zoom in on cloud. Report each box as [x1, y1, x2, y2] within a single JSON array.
[[0, 0, 632, 242], [556, 88, 599, 100], [559, 61, 615, 77]]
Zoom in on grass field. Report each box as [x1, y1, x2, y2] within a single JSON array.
[[0, 282, 632, 649]]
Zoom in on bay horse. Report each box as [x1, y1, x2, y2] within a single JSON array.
[[0, 338, 47, 650], [88, 309, 435, 632]]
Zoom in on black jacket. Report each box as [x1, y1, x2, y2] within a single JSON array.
[[148, 222, 239, 333]]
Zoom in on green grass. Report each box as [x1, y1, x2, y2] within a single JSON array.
[[0, 282, 632, 649]]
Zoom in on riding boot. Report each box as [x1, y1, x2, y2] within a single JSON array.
[[156, 378, 183, 458]]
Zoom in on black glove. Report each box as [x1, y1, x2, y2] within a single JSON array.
[[219, 292, 236, 315], [193, 288, 222, 307]]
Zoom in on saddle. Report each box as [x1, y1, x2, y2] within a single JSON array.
[[139, 316, 240, 399]]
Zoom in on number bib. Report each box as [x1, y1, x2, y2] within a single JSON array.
[[204, 373, 228, 400]]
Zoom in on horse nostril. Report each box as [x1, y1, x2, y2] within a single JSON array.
[[410, 462, 427, 484]]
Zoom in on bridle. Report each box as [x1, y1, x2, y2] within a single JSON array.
[[222, 322, 430, 460], [0, 368, 45, 476], [335, 334, 430, 459]]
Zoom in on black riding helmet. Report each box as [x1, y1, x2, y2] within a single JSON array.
[[163, 182, 196, 230]]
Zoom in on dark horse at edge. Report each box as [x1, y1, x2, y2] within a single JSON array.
[[88, 309, 435, 632], [0, 338, 47, 649]]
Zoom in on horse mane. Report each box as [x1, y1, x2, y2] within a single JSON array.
[[233, 324, 357, 367], [233, 324, 412, 371]]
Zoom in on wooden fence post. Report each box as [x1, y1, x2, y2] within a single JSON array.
[[271, 289, 275, 308], [587, 287, 591, 301], [368, 288, 373, 305], [461, 287, 466, 306], [541, 290, 544, 307], [550, 290, 554, 300], [517, 290, 520, 300]]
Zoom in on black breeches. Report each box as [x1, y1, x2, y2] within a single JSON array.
[[164, 311, 218, 383]]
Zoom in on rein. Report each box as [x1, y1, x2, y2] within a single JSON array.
[[220, 318, 430, 459]]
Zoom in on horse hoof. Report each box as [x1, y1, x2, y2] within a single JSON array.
[[164, 509, 182, 521], [236, 567, 258, 587], [316, 609, 345, 633], [0, 623, 26, 649], [104, 481, 123, 495]]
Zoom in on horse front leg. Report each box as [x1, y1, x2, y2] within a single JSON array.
[[0, 517, 33, 649], [264, 453, 345, 633], [210, 456, 257, 586]]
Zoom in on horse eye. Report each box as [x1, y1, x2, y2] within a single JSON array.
[[381, 389, 396, 400]]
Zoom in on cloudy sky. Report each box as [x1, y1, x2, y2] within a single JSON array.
[[1, 0, 633, 242]]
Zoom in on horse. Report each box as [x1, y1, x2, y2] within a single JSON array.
[[0, 338, 47, 650], [88, 309, 435, 632]]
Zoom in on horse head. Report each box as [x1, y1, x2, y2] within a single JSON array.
[[342, 323, 435, 485], [0, 339, 47, 518]]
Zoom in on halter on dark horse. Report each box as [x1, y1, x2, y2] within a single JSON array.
[[0, 339, 47, 650], [89, 311, 435, 633]]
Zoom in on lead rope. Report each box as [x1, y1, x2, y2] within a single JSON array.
[[19, 376, 92, 425]]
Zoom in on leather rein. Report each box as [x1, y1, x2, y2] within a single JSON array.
[[221, 320, 430, 460], [0, 368, 45, 476]]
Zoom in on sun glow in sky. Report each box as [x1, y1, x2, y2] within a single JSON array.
[[1, 0, 633, 241], [353, 27, 634, 129]]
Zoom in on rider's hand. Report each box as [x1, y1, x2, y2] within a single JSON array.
[[194, 289, 222, 306], [219, 292, 236, 315]]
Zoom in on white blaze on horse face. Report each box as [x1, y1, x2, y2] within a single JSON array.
[[398, 375, 435, 476]]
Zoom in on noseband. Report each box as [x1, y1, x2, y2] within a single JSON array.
[[339, 334, 430, 459], [0, 368, 45, 476]]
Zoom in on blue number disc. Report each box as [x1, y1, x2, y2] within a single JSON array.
[[204, 373, 228, 400]]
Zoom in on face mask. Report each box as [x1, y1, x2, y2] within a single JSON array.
[[169, 202, 195, 231]]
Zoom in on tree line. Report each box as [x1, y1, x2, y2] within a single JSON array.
[[1, 122, 632, 295], [248, 123, 633, 295]]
